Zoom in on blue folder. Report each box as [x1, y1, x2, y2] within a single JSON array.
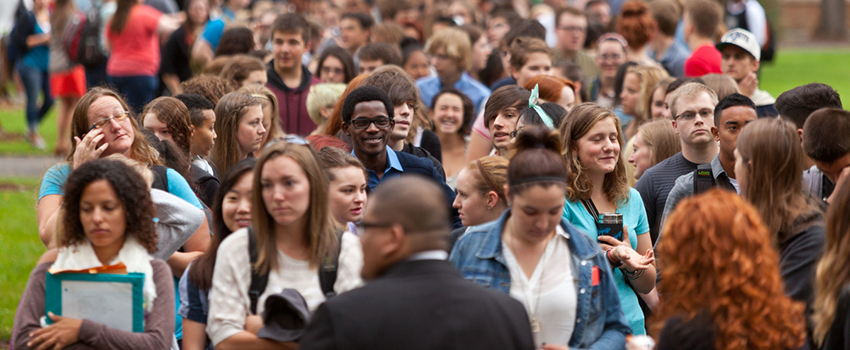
[[45, 272, 145, 332]]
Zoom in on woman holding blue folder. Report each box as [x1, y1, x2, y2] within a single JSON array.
[[13, 159, 175, 349]]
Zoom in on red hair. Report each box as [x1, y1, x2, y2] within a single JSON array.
[[523, 75, 576, 103], [655, 189, 806, 350], [616, 0, 656, 49], [323, 73, 371, 137]]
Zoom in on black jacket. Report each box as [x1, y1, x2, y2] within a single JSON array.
[[394, 149, 461, 229], [299, 259, 535, 350]]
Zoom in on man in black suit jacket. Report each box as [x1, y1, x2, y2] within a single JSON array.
[[299, 177, 535, 350]]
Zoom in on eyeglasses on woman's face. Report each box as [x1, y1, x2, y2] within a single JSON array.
[[88, 111, 130, 132]]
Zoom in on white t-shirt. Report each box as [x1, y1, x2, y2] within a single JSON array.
[[206, 228, 363, 346], [503, 226, 577, 348]]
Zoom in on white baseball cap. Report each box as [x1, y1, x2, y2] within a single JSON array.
[[716, 28, 760, 61]]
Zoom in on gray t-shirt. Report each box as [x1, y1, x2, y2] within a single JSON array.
[[634, 152, 698, 244]]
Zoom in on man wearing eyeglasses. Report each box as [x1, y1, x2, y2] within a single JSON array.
[[554, 7, 599, 81], [341, 86, 462, 229], [635, 83, 719, 244], [300, 176, 534, 350], [660, 93, 757, 236]]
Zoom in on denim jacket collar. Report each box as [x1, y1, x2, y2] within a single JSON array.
[[474, 210, 601, 263]]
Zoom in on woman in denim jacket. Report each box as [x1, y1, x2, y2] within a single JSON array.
[[450, 127, 631, 350]]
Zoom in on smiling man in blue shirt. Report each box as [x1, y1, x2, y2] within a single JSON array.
[[341, 86, 462, 228]]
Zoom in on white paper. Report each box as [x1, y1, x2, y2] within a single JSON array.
[[61, 280, 135, 332]]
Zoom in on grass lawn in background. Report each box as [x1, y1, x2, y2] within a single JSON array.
[[0, 107, 58, 156], [760, 48, 850, 106], [0, 177, 45, 342]]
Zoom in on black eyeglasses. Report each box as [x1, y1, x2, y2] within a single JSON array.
[[88, 111, 130, 132], [355, 221, 391, 235], [347, 117, 392, 130], [264, 134, 310, 149]]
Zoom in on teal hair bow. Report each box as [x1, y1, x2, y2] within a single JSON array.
[[529, 85, 554, 129]]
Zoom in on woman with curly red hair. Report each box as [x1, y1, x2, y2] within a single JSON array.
[[616, 0, 659, 67], [654, 189, 807, 350]]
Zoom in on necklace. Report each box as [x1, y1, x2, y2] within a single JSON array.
[[504, 226, 555, 333]]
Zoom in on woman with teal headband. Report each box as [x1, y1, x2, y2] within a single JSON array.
[[513, 85, 568, 139]]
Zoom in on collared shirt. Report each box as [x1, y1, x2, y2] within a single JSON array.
[[408, 250, 449, 261], [352, 146, 404, 190], [417, 72, 491, 116], [660, 154, 735, 233]]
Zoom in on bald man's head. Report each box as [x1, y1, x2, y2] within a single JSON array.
[[367, 176, 450, 235]]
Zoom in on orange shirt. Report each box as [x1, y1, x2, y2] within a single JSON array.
[[106, 5, 162, 77]]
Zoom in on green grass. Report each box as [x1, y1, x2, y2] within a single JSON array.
[[758, 48, 850, 106], [0, 106, 58, 156], [0, 177, 45, 341]]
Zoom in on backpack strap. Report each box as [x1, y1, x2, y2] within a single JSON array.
[[247, 227, 269, 315], [319, 230, 345, 299], [150, 165, 169, 192], [693, 164, 715, 195]]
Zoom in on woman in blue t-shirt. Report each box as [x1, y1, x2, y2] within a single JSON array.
[[558, 102, 656, 335]]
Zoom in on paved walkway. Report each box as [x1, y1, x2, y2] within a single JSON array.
[[0, 156, 62, 178]]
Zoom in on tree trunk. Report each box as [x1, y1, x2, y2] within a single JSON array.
[[817, 0, 848, 40]]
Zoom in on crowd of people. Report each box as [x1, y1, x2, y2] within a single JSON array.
[[5, 0, 850, 348]]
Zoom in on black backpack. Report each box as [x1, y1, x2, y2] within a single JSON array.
[[65, 0, 108, 68], [247, 227, 344, 314], [693, 164, 737, 195]]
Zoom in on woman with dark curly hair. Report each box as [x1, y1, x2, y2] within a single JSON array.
[[654, 189, 807, 350], [13, 159, 176, 350]]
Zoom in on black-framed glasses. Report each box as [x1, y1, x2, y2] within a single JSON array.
[[264, 134, 310, 149], [88, 111, 130, 132], [347, 117, 392, 130], [675, 109, 713, 121], [355, 221, 391, 235]]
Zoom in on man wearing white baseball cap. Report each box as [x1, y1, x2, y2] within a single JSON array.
[[716, 28, 778, 117]]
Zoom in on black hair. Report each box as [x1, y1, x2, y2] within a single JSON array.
[[141, 129, 192, 183], [401, 40, 425, 67], [520, 102, 567, 130], [666, 77, 707, 95], [341, 85, 395, 123], [190, 157, 257, 291], [60, 159, 157, 253], [553, 59, 588, 102], [341, 12, 374, 30], [714, 93, 757, 123], [174, 94, 215, 127], [775, 83, 843, 130], [613, 61, 638, 106]]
